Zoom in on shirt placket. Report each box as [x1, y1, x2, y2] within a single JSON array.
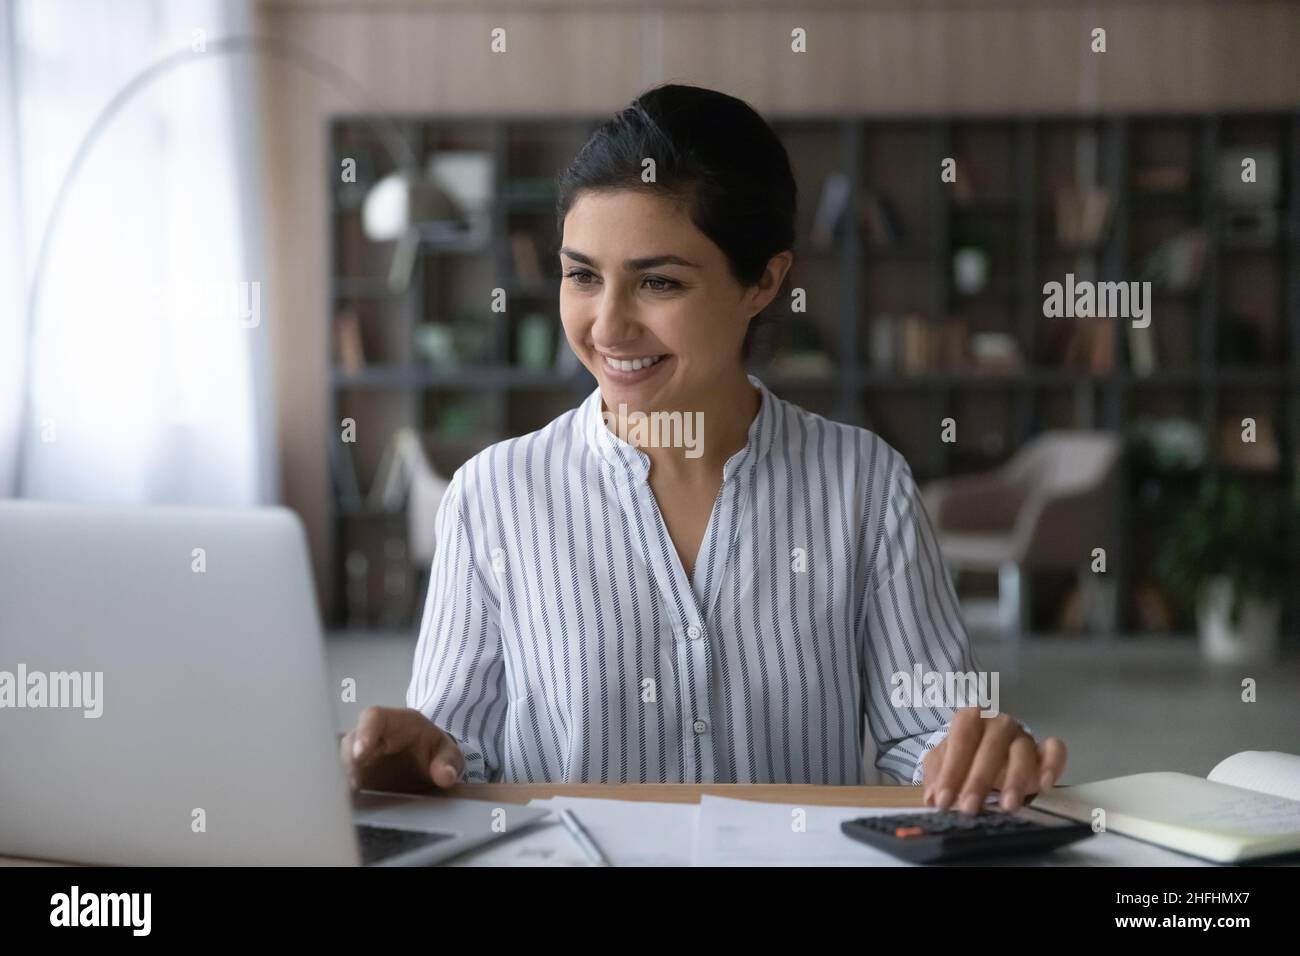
[[591, 383, 768, 786], [624, 478, 714, 785]]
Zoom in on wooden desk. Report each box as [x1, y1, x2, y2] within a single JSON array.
[[442, 783, 924, 807], [1, 785, 921, 865]]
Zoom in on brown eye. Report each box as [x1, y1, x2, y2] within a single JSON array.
[[643, 276, 678, 292]]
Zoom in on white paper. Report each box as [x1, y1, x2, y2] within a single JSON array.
[[1208, 751, 1300, 804], [451, 793, 1215, 867], [692, 794, 1212, 867], [447, 796, 699, 867], [445, 817, 592, 867], [692, 795, 929, 866]]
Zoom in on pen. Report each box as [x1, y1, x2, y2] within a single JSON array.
[[557, 808, 611, 867]]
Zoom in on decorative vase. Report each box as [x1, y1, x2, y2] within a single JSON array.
[[953, 246, 990, 295], [1196, 575, 1282, 664]]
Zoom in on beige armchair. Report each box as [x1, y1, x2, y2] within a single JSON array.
[[921, 430, 1122, 678]]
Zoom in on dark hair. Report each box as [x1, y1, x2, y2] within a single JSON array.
[[555, 84, 796, 363]]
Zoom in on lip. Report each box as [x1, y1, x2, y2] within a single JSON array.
[[597, 352, 672, 385]]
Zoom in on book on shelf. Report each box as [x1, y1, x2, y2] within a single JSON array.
[[856, 190, 904, 247], [510, 231, 544, 283], [1054, 185, 1111, 248], [934, 318, 969, 370], [328, 435, 363, 510], [868, 314, 972, 374], [1217, 416, 1281, 471], [867, 315, 896, 372], [1127, 323, 1158, 376], [767, 350, 835, 377], [810, 172, 851, 253], [967, 331, 1022, 374], [333, 307, 366, 375], [1139, 229, 1206, 292], [1060, 319, 1114, 374], [947, 156, 976, 205], [897, 314, 929, 373], [1132, 163, 1190, 193]]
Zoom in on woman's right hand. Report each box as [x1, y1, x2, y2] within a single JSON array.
[[340, 706, 465, 793]]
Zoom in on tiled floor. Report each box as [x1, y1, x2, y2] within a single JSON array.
[[325, 630, 1299, 786]]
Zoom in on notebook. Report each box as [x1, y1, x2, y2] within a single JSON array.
[[1033, 751, 1300, 863]]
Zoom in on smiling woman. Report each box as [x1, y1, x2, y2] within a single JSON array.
[[343, 84, 1066, 812]]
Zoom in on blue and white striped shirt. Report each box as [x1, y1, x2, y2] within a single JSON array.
[[407, 374, 980, 785]]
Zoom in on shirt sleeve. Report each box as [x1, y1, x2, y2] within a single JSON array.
[[859, 452, 991, 786], [405, 468, 507, 783]]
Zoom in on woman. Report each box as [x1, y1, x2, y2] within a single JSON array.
[[343, 84, 1066, 815]]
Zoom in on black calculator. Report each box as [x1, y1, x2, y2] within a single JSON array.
[[840, 805, 1094, 863]]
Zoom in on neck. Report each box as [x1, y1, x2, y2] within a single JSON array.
[[630, 369, 760, 481]]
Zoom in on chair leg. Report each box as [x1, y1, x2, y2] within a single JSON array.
[[998, 562, 1027, 683]]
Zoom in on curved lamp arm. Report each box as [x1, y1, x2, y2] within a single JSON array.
[[14, 34, 417, 493]]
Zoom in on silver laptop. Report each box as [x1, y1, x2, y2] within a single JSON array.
[[0, 500, 547, 866]]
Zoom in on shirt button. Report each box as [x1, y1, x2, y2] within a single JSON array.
[[692, 719, 708, 734], [686, 624, 701, 640]]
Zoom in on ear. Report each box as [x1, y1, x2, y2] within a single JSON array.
[[744, 250, 794, 317]]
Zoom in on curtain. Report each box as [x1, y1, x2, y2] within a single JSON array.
[[0, 0, 275, 505]]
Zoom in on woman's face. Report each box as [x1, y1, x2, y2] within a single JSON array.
[[559, 189, 787, 413]]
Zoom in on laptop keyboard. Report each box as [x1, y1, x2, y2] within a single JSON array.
[[355, 823, 454, 865]]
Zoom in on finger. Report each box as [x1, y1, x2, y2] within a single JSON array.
[[426, 730, 466, 788], [922, 740, 947, 806], [931, 708, 984, 810], [997, 734, 1038, 811], [351, 707, 415, 764], [339, 730, 360, 790], [955, 713, 1020, 814], [1037, 737, 1068, 792]]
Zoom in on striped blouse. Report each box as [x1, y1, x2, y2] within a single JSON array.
[[406, 374, 983, 786]]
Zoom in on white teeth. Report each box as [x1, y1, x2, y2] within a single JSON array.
[[605, 354, 663, 373]]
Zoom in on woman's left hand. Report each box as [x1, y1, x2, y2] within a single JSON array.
[[920, 708, 1067, 814]]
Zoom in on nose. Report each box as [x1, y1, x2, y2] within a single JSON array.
[[589, 286, 640, 349]]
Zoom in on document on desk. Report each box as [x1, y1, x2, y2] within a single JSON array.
[[448, 797, 699, 866], [692, 795, 925, 866], [691, 795, 1215, 867]]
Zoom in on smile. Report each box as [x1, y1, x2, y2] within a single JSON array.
[[602, 353, 665, 372]]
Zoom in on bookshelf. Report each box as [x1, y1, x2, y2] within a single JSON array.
[[327, 111, 1300, 642]]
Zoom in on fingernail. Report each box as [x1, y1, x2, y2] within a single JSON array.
[[960, 793, 980, 815], [936, 788, 953, 809], [352, 738, 364, 759], [1000, 788, 1020, 811]]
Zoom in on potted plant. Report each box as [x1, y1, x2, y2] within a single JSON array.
[[1154, 476, 1294, 663]]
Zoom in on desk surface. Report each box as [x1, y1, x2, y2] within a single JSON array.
[[1, 785, 920, 866], [444, 783, 924, 807]]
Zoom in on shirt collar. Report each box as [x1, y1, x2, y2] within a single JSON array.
[[581, 373, 781, 485]]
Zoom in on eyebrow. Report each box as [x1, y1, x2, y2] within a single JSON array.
[[558, 248, 699, 271]]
